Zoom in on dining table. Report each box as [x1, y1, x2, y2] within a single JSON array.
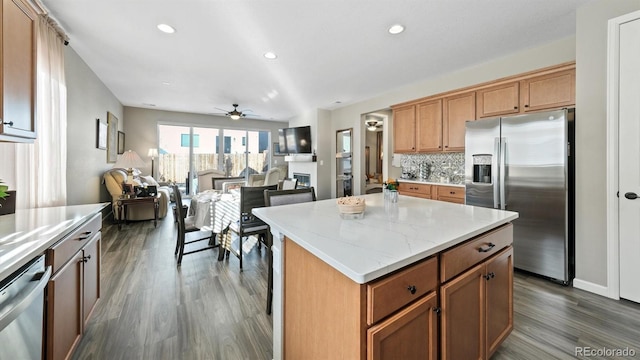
[[187, 189, 255, 261]]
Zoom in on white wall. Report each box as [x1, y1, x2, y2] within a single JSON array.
[[574, 0, 640, 291]]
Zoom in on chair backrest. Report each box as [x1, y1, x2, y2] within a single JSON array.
[[172, 185, 187, 233], [263, 168, 281, 186], [281, 178, 298, 190], [212, 176, 244, 191], [264, 187, 316, 207], [240, 184, 278, 221], [197, 169, 225, 192]]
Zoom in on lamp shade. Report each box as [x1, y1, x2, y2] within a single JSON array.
[[113, 150, 146, 170], [147, 148, 158, 157]]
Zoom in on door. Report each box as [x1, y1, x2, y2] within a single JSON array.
[[485, 247, 513, 358], [465, 118, 500, 208], [367, 292, 438, 360], [619, 16, 640, 303], [83, 234, 100, 325], [440, 263, 485, 360], [501, 110, 569, 281]]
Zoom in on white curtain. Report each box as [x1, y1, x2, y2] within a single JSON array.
[[15, 16, 67, 208]]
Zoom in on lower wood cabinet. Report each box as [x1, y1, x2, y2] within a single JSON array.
[[399, 183, 465, 204], [367, 291, 438, 360], [440, 246, 513, 360], [46, 214, 101, 360]]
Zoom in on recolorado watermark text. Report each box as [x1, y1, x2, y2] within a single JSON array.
[[575, 346, 636, 357]]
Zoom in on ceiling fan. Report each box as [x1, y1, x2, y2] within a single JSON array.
[[365, 119, 383, 131], [213, 104, 255, 120]]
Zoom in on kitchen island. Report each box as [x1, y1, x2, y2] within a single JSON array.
[[253, 193, 518, 360]]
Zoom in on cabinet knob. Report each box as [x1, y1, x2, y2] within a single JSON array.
[[484, 274, 491, 280], [449, 191, 455, 194], [513, 106, 518, 110], [0, 120, 14, 127], [80, 255, 92, 263], [407, 285, 417, 294], [524, 104, 529, 108], [484, 272, 496, 281], [432, 307, 441, 314]]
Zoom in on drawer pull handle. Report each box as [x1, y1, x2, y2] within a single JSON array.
[[77, 235, 91, 241], [478, 242, 496, 253], [407, 285, 417, 294], [449, 191, 455, 194]]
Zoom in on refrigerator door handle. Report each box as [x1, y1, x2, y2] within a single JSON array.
[[493, 137, 500, 208], [500, 137, 507, 210]]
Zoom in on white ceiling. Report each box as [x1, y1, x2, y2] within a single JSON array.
[[41, 0, 591, 121]]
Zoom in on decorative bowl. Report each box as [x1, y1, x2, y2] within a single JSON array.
[[337, 197, 366, 214]]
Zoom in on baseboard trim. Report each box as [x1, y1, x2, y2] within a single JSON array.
[[573, 278, 618, 299]]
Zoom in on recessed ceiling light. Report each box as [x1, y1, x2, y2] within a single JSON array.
[[264, 52, 277, 59], [388, 24, 405, 35], [162, 81, 171, 86], [157, 24, 176, 34]]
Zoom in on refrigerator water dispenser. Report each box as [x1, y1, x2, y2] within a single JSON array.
[[472, 154, 492, 183]]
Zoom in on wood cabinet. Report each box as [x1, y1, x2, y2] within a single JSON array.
[[476, 82, 520, 118], [0, 0, 38, 142], [417, 99, 443, 152], [46, 214, 102, 360], [398, 182, 432, 199], [284, 239, 439, 360], [435, 185, 465, 204], [443, 92, 475, 152], [440, 225, 513, 360], [393, 105, 417, 152], [520, 69, 575, 113]]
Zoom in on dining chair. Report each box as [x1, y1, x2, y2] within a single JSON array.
[[212, 176, 245, 192], [172, 185, 219, 265], [262, 187, 316, 314], [227, 184, 278, 270], [280, 178, 298, 190]]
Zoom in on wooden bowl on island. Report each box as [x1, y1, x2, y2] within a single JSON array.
[[337, 197, 366, 214]]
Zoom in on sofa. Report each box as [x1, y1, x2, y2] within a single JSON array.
[[103, 168, 171, 221]]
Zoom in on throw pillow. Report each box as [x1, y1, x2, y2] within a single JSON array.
[[141, 175, 159, 186]]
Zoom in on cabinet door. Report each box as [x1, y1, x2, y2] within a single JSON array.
[[485, 247, 513, 358], [443, 92, 475, 152], [416, 99, 442, 152], [1, 0, 37, 141], [440, 263, 485, 360], [367, 291, 438, 360], [393, 105, 416, 153], [520, 69, 575, 112], [47, 252, 83, 360], [476, 82, 519, 118], [83, 234, 101, 325]]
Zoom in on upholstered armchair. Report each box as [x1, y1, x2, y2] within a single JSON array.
[[103, 169, 171, 220], [196, 169, 226, 192], [248, 167, 285, 187]]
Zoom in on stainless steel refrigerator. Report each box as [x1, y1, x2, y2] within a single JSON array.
[[465, 109, 574, 284]]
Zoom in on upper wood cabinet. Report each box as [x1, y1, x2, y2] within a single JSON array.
[[443, 92, 475, 152], [520, 69, 575, 112], [476, 82, 520, 118], [393, 105, 417, 153], [0, 0, 38, 143], [417, 99, 443, 152]]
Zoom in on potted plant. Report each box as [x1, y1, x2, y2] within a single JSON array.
[[0, 179, 16, 215]]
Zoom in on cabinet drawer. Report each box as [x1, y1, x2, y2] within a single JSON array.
[[436, 186, 465, 200], [367, 256, 438, 325], [440, 223, 512, 283], [46, 213, 101, 274], [398, 182, 432, 198]]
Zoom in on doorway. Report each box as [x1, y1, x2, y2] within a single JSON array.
[[364, 113, 385, 194]]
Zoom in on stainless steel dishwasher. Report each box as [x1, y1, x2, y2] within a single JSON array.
[[0, 255, 52, 360]]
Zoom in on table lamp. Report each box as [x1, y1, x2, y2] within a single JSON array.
[[113, 150, 146, 184], [148, 148, 158, 178]]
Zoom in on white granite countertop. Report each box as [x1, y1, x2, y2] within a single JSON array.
[[253, 194, 517, 284], [0, 203, 108, 281], [398, 179, 465, 188]]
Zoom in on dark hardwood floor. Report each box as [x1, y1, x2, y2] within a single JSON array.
[[73, 216, 640, 360]]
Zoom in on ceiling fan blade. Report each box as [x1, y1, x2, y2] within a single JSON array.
[[214, 107, 230, 113]]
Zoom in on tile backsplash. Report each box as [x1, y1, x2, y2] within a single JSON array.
[[399, 153, 465, 184]]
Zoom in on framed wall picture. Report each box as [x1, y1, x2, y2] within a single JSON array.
[[117, 131, 125, 154], [273, 142, 285, 156], [107, 112, 118, 163], [96, 119, 107, 149]]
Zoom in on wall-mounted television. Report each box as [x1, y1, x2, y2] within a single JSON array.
[[278, 125, 312, 154]]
